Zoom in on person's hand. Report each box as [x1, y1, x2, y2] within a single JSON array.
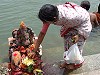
[[72, 35, 79, 43]]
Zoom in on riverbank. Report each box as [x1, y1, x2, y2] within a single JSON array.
[[42, 53, 100, 75], [64, 53, 100, 75]]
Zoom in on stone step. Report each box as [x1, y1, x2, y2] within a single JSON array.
[[68, 53, 100, 75], [42, 53, 100, 75], [69, 69, 100, 75]]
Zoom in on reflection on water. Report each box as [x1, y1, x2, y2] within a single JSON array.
[[0, 0, 100, 63]]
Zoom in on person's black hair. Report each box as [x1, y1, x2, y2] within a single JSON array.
[[80, 0, 90, 11], [98, 3, 100, 13], [38, 4, 59, 22]]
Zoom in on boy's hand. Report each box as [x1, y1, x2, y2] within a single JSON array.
[[72, 35, 79, 43]]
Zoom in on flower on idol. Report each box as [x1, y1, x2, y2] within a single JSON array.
[[33, 69, 43, 75], [22, 56, 35, 66]]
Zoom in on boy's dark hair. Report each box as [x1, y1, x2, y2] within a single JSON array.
[[80, 0, 90, 11], [98, 3, 100, 13], [38, 4, 59, 22]]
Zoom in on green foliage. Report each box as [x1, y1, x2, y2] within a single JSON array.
[[27, 64, 33, 73]]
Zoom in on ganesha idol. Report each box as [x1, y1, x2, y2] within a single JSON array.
[[8, 21, 43, 75]]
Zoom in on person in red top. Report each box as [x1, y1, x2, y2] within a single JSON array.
[[34, 2, 92, 69], [94, 3, 100, 25]]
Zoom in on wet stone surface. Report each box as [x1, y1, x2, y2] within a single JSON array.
[[42, 53, 100, 75], [42, 62, 65, 75]]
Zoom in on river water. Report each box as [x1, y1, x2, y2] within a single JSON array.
[[0, 0, 100, 63]]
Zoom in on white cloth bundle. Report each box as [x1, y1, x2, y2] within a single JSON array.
[[63, 43, 84, 64]]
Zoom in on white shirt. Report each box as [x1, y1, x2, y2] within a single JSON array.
[[54, 2, 92, 38]]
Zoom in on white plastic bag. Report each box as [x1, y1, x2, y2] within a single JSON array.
[[63, 43, 84, 64]]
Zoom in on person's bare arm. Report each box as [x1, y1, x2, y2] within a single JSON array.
[[34, 31, 45, 52], [34, 23, 50, 52]]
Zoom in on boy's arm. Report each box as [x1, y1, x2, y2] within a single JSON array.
[[34, 23, 50, 52], [34, 32, 45, 52]]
